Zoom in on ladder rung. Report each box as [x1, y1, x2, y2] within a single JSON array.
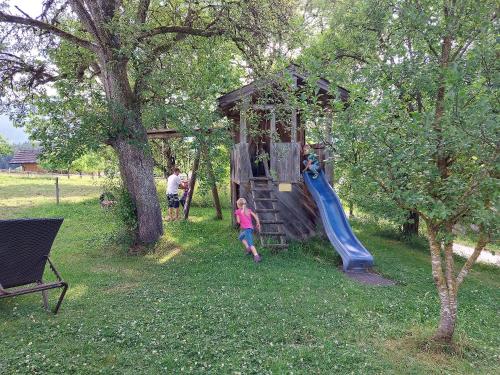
[[253, 188, 273, 192], [249, 177, 270, 181], [260, 220, 284, 224], [255, 209, 278, 213], [260, 232, 285, 236], [254, 198, 277, 202]]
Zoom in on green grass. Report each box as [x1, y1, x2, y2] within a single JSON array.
[[0, 174, 499, 374]]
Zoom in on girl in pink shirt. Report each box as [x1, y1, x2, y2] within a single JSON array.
[[235, 198, 262, 262]]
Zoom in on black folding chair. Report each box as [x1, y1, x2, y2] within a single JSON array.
[[0, 218, 68, 314]]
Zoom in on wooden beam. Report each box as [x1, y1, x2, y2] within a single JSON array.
[[251, 104, 274, 110], [291, 75, 298, 142], [324, 113, 334, 185], [240, 97, 249, 143], [270, 110, 276, 141], [183, 148, 201, 220], [203, 142, 223, 220]]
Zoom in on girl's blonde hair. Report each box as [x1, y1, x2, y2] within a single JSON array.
[[236, 197, 249, 216]]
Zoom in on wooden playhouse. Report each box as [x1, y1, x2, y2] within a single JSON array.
[[217, 65, 349, 248]]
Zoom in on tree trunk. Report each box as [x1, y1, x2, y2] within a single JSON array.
[[114, 137, 163, 244], [402, 210, 419, 236], [162, 140, 175, 177], [427, 223, 458, 343], [348, 201, 354, 218], [101, 57, 163, 244]]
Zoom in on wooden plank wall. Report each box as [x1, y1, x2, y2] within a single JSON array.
[[270, 142, 301, 183], [231, 143, 253, 184]]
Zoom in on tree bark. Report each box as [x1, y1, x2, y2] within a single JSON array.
[[101, 58, 163, 244], [114, 137, 163, 244], [427, 223, 458, 343]]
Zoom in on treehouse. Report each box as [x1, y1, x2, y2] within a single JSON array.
[[217, 65, 349, 247]]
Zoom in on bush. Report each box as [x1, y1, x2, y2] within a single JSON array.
[[101, 176, 137, 243]]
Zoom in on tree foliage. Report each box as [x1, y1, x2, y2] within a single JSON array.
[[0, 0, 298, 244], [0, 134, 12, 156], [301, 0, 498, 343]]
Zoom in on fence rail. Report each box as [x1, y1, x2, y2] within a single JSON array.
[[0, 169, 103, 179]]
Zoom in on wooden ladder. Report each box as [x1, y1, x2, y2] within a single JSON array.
[[250, 177, 288, 250]]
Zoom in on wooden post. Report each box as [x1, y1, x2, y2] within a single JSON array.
[[240, 97, 249, 143], [291, 74, 298, 142], [55, 177, 60, 205], [324, 113, 334, 185], [269, 109, 276, 178], [203, 143, 223, 220], [183, 148, 201, 220]]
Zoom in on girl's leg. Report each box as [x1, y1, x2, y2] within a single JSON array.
[[249, 246, 258, 256]]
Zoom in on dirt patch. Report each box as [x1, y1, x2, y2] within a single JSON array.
[[343, 269, 396, 286]]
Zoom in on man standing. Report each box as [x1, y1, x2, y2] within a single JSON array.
[[166, 168, 182, 221]]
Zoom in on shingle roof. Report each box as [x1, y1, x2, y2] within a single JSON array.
[[9, 149, 41, 164]]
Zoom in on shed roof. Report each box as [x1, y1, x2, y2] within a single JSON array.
[[9, 149, 41, 164], [217, 64, 349, 113]]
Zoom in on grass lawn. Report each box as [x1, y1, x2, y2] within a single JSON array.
[[0, 174, 498, 374]]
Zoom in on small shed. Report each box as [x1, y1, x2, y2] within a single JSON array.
[[9, 149, 43, 172], [218, 65, 348, 242]]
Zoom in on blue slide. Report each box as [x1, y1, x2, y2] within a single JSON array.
[[303, 171, 374, 271]]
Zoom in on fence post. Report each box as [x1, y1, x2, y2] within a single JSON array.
[[55, 177, 60, 205]]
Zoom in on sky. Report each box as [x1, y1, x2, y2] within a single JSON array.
[[0, 115, 29, 144], [0, 0, 42, 144]]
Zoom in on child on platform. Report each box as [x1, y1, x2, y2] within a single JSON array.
[[302, 144, 321, 179], [235, 198, 262, 263]]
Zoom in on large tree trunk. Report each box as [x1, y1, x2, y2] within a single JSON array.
[[102, 57, 163, 244], [115, 138, 163, 244]]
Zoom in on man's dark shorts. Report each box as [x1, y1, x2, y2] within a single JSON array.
[[167, 193, 180, 208]]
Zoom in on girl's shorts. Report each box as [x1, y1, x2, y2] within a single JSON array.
[[238, 228, 254, 247]]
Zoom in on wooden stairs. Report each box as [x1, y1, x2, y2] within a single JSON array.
[[249, 177, 288, 250]]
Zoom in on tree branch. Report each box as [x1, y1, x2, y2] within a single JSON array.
[[68, 0, 106, 47], [456, 230, 490, 287], [0, 10, 97, 51], [138, 25, 223, 41]]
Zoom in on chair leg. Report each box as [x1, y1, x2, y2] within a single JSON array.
[[37, 281, 49, 311], [53, 283, 68, 314]]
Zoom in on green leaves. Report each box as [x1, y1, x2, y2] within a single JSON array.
[[300, 0, 498, 238], [0, 134, 12, 156]]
